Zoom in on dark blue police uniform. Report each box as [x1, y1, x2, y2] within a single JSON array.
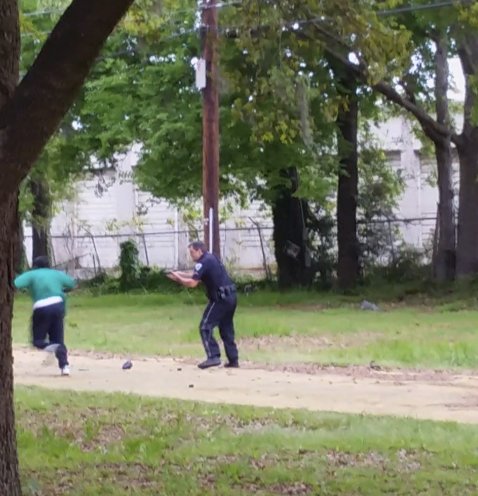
[[192, 251, 239, 367]]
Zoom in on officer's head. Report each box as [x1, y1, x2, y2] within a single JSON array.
[[32, 255, 50, 269], [188, 241, 206, 261]]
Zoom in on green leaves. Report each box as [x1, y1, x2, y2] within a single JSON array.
[[17, 0, 443, 220]]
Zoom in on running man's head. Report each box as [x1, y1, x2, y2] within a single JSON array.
[[188, 241, 207, 261], [32, 256, 50, 269]]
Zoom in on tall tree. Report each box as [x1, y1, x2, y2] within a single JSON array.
[[0, 1, 134, 493], [74, 0, 334, 287], [432, 30, 455, 280], [374, 8, 478, 279], [129, 0, 406, 287], [313, 3, 478, 279], [32, 0, 412, 287], [384, 9, 457, 281], [272, 168, 314, 288], [332, 61, 360, 289], [454, 24, 478, 276], [19, 0, 128, 264]]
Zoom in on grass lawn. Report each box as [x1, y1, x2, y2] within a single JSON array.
[[12, 289, 478, 369], [13, 288, 478, 495], [17, 387, 478, 496]]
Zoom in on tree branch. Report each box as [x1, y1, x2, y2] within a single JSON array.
[[223, 12, 459, 146], [301, 20, 461, 145], [0, 0, 134, 198], [371, 81, 451, 142], [306, 23, 456, 145]]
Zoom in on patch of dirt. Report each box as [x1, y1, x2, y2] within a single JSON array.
[[239, 482, 313, 495], [176, 354, 473, 383], [18, 342, 474, 384], [325, 449, 422, 473], [275, 303, 332, 312], [326, 450, 388, 469], [239, 335, 335, 351], [250, 362, 468, 382], [13, 347, 478, 425], [238, 332, 379, 352], [27, 463, 161, 496]]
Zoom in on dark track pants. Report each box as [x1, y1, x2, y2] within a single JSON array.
[[199, 296, 238, 363], [32, 302, 68, 369]]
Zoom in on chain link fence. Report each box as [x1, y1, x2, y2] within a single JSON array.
[[24, 224, 276, 279], [23, 216, 437, 280]]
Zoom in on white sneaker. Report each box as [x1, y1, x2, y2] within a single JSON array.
[[61, 366, 70, 376]]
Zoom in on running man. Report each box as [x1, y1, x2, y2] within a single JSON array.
[[14, 256, 76, 376]]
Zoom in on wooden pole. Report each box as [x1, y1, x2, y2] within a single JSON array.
[[201, 0, 220, 257]]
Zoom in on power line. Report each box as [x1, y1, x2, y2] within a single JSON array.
[[20, 0, 471, 40], [21, 0, 243, 18], [20, 1, 471, 52], [217, 1, 471, 34], [378, 0, 473, 16], [20, 2, 239, 39], [21, 0, 469, 20]]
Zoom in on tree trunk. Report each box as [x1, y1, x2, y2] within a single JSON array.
[[432, 34, 456, 281], [29, 176, 51, 261], [272, 168, 312, 289], [0, 0, 136, 199], [0, 1, 134, 492], [14, 199, 25, 273], [335, 70, 360, 290], [456, 136, 478, 276], [0, 193, 21, 496], [0, 1, 22, 493], [433, 140, 456, 280], [456, 35, 478, 277]]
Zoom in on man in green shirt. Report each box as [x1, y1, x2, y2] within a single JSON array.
[[14, 256, 76, 376]]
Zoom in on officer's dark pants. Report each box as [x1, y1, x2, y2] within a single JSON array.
[[32, 302, 69, 369], [199, 295, 238, 363]]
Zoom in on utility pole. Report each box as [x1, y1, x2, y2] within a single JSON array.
[[200, 0, 221, 257]]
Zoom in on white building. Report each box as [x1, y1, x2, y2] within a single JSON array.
[[371, 115, 459, 250], [24, 116, 457, 276], [25, 146, 275, 276]]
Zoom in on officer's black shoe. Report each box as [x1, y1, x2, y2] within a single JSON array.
[[198, 357, 221, 369], [224, 361, 239, 368]]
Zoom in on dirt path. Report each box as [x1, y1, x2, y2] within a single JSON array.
[[13, 347, 478, 424]]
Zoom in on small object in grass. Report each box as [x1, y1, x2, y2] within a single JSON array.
[[122, 360, 133, 370], [360, 300, 380, 311], [243, 283, 256, 295], [369, 360, 382, 371]]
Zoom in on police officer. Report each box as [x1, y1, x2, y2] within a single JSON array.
[[167, 241, 239, 369]]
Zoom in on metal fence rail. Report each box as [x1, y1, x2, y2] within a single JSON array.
[[23, 216, 437, 279]]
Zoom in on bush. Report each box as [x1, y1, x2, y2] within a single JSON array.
[[119, 240, 141, 291], [364, 246, 431, 284]]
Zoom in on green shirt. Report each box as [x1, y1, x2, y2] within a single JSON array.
[[14, 268, 76, 303]]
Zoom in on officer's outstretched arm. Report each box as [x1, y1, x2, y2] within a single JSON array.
[[167, 272, 200, 288], [175, 270, 193, 277]]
